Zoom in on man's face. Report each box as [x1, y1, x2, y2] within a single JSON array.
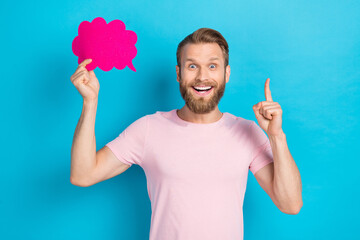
[[176, 43, 230, 114]]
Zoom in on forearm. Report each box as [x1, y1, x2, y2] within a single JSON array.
[[70, 99, 98, 185], [269, 131, 303, 213]]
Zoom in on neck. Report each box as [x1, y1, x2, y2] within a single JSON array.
[[177, 105, 223, 124]]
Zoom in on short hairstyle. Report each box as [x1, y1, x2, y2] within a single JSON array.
[[176, 28, 229, 69]]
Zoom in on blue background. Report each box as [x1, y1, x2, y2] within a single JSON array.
[[1, 0, 359, 239]]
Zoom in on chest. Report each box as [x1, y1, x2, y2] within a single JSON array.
[[143, 127, 252, 185]]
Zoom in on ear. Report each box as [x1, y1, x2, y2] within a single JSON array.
[[176, 65, 180, 83], [225, 65, 230, 83]]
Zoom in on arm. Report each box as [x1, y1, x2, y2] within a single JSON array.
[[255, 131, 303, 214], [69, 59, 134, 187], [70, 99, 133, 187], [70, 100, 98, 186], [252, 78, 302, 214]]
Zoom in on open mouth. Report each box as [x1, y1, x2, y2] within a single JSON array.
[[192, 86, 213, 96]]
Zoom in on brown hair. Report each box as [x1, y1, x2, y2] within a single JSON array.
[[176, 28, 229, 69]]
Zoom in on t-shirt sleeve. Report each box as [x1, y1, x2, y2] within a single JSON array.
[[105, 115, 148, 167], [248, 121, 274, 175]]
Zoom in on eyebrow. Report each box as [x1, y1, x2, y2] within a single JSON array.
[[184, 57, 220, 63]]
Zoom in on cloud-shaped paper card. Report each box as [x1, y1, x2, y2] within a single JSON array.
[[72, 17, 137, 72]]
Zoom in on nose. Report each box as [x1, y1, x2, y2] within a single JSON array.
[[196, 66, 210, 81]]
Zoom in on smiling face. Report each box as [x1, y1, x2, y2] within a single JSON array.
[[176, 42, 230, 114]]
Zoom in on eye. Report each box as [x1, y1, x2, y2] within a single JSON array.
[[209, 64, 216, 69], [189, 64, 196, 69]]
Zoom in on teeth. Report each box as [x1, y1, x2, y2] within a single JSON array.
[[194, 86, 212, 90]]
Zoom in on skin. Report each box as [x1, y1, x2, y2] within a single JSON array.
[[176, 42, 230, 123]]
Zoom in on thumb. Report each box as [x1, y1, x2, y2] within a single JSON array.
[[253, 102, 260, 110], [252, 103, 262, 119]]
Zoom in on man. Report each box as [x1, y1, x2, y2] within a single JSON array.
[[70, 28, 303, 240]]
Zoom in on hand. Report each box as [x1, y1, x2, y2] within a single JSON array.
[[252, 78, 284, 136], [70, 59, 100, 102]]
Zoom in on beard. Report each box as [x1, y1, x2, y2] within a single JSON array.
[[178, 73, 226, 114]]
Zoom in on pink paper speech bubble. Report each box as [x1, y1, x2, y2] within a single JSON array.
[[72, 17, 137, 72]]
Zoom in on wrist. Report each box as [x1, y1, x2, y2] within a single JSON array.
[[268, 130, 286, 141], [83, 99, 98, 111], [83, 98, 98, 105]]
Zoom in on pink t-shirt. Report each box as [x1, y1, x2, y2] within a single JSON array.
[[105, 109, 273, 240]]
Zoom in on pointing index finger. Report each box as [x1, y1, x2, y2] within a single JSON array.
[[265, 78, 273, 102]]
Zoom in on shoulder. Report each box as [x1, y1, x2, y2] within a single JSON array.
[[225, 112, 254, 129]]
